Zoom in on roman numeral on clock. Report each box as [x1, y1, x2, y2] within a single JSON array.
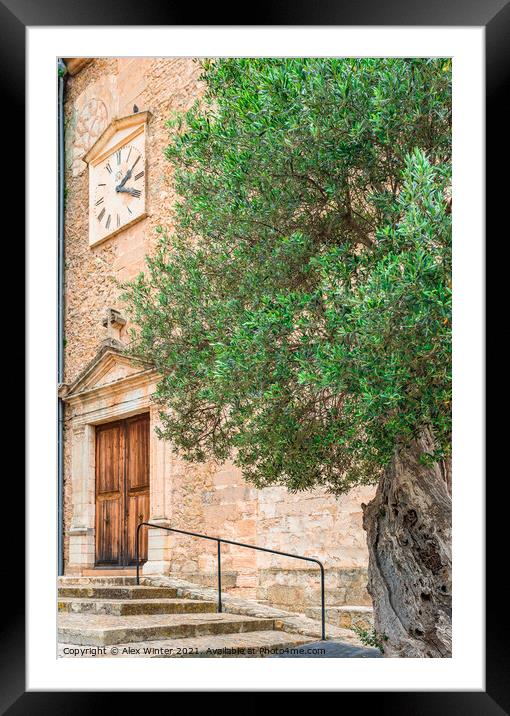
[[92, 143, 145, 239]]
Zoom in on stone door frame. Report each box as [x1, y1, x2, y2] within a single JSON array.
[[62, 344, 174, 575]]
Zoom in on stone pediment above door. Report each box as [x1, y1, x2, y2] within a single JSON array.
[[61, 339, 154, 401]]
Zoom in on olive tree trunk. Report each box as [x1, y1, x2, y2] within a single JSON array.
[[362, 428, 452, 657]]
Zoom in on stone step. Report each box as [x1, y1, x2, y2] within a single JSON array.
[[58, 598, 217, 616], [58, 576, 139, 586], [59, 630, 314, 658], [82, 569, 136, 577], [305, 605, 374, 630], [58, 585, 178, 600], [58, 612, 276, 646]]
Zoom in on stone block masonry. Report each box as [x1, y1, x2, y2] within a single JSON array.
[[62, 57, 376, 612]]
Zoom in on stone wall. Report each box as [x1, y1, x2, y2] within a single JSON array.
[[255, 485, 374, 609], [63, 57, 204, 384], [62, 57, 205, 566], [62, 57, 376, 609]]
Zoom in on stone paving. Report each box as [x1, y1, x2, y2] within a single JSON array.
[[59, 630, 313, 658], [270, 640, 382, 658]]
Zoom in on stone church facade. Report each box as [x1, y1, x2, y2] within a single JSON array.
[[59, 57, 375, 612]]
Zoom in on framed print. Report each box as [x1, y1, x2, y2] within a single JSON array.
[[8, 0, 499, 709]]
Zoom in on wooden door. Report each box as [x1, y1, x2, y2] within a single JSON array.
[[95, 414, 150, 566]]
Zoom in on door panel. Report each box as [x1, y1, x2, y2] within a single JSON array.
[[126, 415, 150, 490], [95, 414, 150, 566], [126, 492, 150, 563], [95, 422, 124, 565], [95, 423, 123, 493], [125, 415, 150, 563], [96, 498, 121, 563]]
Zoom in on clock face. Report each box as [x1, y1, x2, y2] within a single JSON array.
[[92, 141, 146, 242]]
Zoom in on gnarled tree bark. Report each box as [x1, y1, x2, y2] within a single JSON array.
[[362, 428, 452, 657]]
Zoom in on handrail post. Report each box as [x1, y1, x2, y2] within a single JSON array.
[[217, 540, 222, 613], [136, 522, 141, 585], [319, 562, 326, 641]]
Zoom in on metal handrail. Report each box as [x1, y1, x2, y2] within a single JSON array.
[[135, 521, 326, 640]]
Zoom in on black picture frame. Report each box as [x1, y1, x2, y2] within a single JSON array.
[[7, 0, 496, 711]]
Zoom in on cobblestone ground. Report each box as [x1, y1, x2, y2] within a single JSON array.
[[270, 640, 382, 658]]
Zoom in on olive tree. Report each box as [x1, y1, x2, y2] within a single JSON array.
[[123, 58, 452, 657]]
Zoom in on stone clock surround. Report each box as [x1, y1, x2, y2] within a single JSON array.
[[61, 340, 174, 576], [84, 111, 151, 247]]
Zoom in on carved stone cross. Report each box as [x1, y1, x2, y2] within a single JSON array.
[[102, 308, 126, 341]]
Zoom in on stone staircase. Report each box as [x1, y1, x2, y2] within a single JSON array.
[[58, 576, 315, 657]]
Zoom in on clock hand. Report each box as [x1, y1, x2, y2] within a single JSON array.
[[116, 186, 141, 197], [115, 156, 141, 191], [115, 167, 132, 191]]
